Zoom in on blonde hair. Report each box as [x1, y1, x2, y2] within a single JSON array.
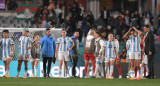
[[87, 29, 96, 36]]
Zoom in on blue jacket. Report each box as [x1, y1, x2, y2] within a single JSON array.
[[69, 36, 76, 55], [40, 34, 56, 58]]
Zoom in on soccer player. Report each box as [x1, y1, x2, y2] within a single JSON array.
[[0, 30, 14, 78], [55, 29, 74, 78], [31, 34, 41, 77], [113, 35, 122, 79], [93, 31, 105, 78], [16, 28, 34, 78], [102, 33, 118, 79], [140, 34, 148, 78], [69, 31, 79, 77], [83, 29, 96, 78], [123, 27, 142, 80]]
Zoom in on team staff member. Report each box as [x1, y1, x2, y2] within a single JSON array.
[[40, 28, 56, 77]]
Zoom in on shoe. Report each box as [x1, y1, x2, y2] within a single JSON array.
[[5, 74, 10, 78], [109, 77, 114, 79], [44, 73, 47, 77], [32, 75, 35, 77], [127, 73, 131, 78], [47, 74, 50, 78], [3, 74, 7, 78], [119, 75, 122, 79], [85, 76, 90, 78], [129, 77, 135, 80], [15, 75, 19, 78], [144, 75, 151, 79], [137, 76, 141, 80]]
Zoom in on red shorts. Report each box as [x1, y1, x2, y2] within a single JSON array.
[[84, 54, 95, 62]]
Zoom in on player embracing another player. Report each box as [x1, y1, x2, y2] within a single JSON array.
[[123, 27, 142, 80], [1, 30, 14, 78], [102, 33, 118, 79]]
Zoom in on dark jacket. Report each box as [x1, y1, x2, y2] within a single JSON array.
[[145, 31, 155, 55], [40, 34, 56, 58]]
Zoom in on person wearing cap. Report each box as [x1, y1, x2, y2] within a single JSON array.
[[143, 25, 156, 79], [0, 30, 14, 78], [16, 28, 34, 78], [40, 28, 56, 77]]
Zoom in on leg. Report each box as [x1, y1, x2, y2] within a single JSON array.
[[141, 63, 145, 78], [31, 60, 35, 77], [109, 59, 115, 78], [130, 59, 135, 79], [34, 60, 39, 77], [135, 59, 141, 79], [24, 60, 28, 78], [47, 58, 52, 77], [64, 61, 68, 77], [84, 54, 89, 77], [90, 54, 95, 74], [105, 62, 109, 79], [3, 61, 6, 72], [59, 60, 63, 77], [17, 60, 23, 77], [43, 58, 47, 77], [6, 58, 12, 75], [148, 54, 154, 78]]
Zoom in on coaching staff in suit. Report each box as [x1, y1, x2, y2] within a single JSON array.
[[143, 25, 156, 79]]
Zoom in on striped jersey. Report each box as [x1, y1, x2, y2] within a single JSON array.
[[0, 38, 14, 58], [57, 37, 73, 52], [126, 39, 131, 56], [19, 36, 34, 55], [129, 35, 141, 52], [103, 41, 116, 58]]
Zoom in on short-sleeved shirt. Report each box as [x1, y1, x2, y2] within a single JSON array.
[[126, 39, 131, 56], [0, 38, 14, 57], [103, 41, 116, 58], [19, 36, 34, 55], [130, 35, 141, 52], [57, 37, 73, 52]]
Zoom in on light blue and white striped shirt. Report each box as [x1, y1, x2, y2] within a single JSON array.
[[0, 38, 14, 58], [129, 35, 141, 52], [19, 36, 34, 55], [104, 41, 116, 58], [57, 37, 73, 52]]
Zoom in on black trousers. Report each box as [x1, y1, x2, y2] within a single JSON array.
[[70, 55, 78, 76], [147, 54, 154, 77], [43, 57, 52, 75]]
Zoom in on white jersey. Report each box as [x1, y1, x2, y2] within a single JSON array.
[[126, 39, 131, 56], [130, 35, 141, 52], [94, 37, 105, 54], [114, 39, 119, 52], [19, 36, 34, 55], [57, 37, 73, 52], [104, 41, 116, 58], [0, 38, 14, 58]]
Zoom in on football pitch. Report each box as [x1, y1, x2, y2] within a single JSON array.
[[0, 78, 160, 86]]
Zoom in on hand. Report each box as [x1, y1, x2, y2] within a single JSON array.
[[55, 54, 57, 59], [10, 53, 14, 57], [68, 48, 72, 51], [72, 54, 75, 58], [149, 51, 152, 55], [129, 28, 132, 31], [26, 47, 31, 50], [102, 56, 104, 60], [19, 45, 21, 49]]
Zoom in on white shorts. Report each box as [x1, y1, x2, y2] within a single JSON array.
[[2, 56, 11, 61], [105, 57, 115, 63], [30, 56, 40, 62], [96, 56, 103, 63], [129, 52, 141, 60], [142, 53, 148, 65], [58, 51, 69, 61]]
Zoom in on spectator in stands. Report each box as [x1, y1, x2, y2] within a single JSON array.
[[7, 0, 17, 10], [86, 11, 94, 26], [35, 6, 43, 23], [100, 7, 110, 26], [43, 6, 50, 21], [81, 17, 91, 37], [79, 3, 84, 21], [120, 47, 127, 63], [59, 6, 68, 24], [64, 16, 73, 36], [133, 10, 141, 28], [124, 10, 131, 27], [55, 4, 62, 17], [71, 0, 80, 23]]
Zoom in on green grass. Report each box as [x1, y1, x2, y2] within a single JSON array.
[[0, 78, 160, 86]]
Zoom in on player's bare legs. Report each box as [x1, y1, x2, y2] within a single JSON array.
[[136, 59, 141, 80], [16, 60, 23, 78], [109, 59, 115, 79], [24, 60, 28, 78], [105, 62, 109, 79], [34, 60, 39, 77], [31, 60, 35, 77], [85, 60, 89, 77], [130, 59, 135, 80], [64, 61, 68, 77], [59, 60, 63, 77]]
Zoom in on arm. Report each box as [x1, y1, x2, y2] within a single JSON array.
[[68, 42, 74, 51], [133, 27, 142, 36], [10, 44, 15, 57], [40, 38, 44, 48], [123, 28, 132, 39], [102, 46, 105, 61], [114, 47, 118, 60], [53, 39, 56, 57], [55, 44, 59, 58]]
